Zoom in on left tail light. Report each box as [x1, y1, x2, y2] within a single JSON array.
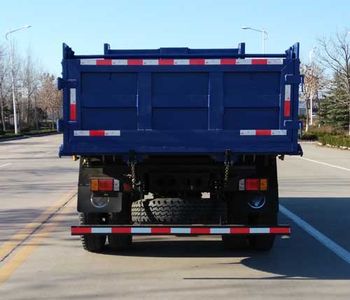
[[90, 178, 120, 192]]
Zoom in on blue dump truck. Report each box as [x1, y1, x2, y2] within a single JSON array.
[[58, 42, 302, 252]]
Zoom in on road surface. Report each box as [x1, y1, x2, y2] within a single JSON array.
[[0, 136, 349, 299]]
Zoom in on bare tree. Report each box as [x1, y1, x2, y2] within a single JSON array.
[[318, 30, 350, 135], [301, 62, 327, 131], [37, 73, 62, 129], [0, 45, 9, 132], [21, 49, 40, 130]]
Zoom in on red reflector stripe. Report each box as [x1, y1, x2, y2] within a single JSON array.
[[96, 59, 112, 65], [190, 58, 205, 65], [151, 227, 171, 234], [98, 179, 113, 191], [112, 227, 132, 234], [128, 59, 143, 65], [284, 100, 291, 117], [252, 59, 268, 65], [246, 179, 260, 191], [71, 227, 91, 234], [256, 130, 272, 136], [231, 227, 250, 234], [270, 227, 291, 234], [191, 227, 211, 234], [90, 130, 105, 136], [70, 104, 76, 121], [159, 59, 174, 65], [220, 58, 236, 65]]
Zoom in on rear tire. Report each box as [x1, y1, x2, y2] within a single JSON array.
[[132, 197, 223, 224], [222, 235, 249, 250], [108, 194, 133, 251], [249, 214, 277, 251], [108, 214, 133, 251], [79, 213, 106, 253]]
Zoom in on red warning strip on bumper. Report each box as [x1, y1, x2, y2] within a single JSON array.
[[71, 225, 291, 235]]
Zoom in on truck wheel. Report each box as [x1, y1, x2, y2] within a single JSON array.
[[222, 235, 249, 250], [249, 214, 277, 251], [132, 198, 222, 224], [108, 212, 132, 251], [79, 213, 106, 253]]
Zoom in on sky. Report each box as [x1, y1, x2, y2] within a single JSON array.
[[0, 0, 349, 76]]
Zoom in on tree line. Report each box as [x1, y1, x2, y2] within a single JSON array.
[[0, 42, 61, 134], [302, 30, 350, 135]]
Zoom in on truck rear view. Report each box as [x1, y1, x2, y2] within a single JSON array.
[[58, 42, 302, 252]]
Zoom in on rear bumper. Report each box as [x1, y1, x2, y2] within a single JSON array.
[[71, 225, 291, 236]]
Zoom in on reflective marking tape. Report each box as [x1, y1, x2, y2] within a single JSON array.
[[71, 226, 291, 235], [249, 227, 270, 234], [284, 84, 291, 117], [91, 227, 112, 234], [174, 59, 190, 65], [240, 129, 287, 136], [69, 88, 77, 121], [170, 228, 191, 234], [73, 130, 121, 136], [131, 227, 152, 234], [210, 228, 230, 234], [73, 130, 89, 136], [80, 58, 284, 66]]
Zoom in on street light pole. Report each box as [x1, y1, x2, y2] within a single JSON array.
[[5, 25, 31, 135], [241, 26, 268, 53]]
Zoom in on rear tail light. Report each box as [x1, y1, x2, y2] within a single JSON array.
[[90, 178, 120, 192], [238, 178, 268, 191]]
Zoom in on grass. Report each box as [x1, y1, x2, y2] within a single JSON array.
[[0, 129, 57, 140]]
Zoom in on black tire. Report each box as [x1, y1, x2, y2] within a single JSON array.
[[249, 214, 277, 251], [131, 198, 223, 224], [222, 235, 249, 250], [79, 213, 106, 253], [108, 212, 132, 251]]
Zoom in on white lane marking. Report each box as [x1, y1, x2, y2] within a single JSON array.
[[280, 204, 350, 265], [300, 157, 350, 172], [0, 163, 11, 168]]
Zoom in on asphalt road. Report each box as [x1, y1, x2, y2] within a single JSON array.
[[0, 136, 350, 299]]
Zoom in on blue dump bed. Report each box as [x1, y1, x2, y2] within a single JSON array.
[[58, 43, 302, 158]]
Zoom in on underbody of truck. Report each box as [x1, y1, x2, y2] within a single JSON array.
[[72, 153, 289, 252]]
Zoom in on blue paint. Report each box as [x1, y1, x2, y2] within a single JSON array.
[[58, 43, 301, 158]]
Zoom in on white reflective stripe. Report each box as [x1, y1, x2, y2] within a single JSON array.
[[271, 130, 287, 136], [174, 59, 189, 65], [238, 179, 245, 191], [112, 59, 128, 65], [104, 130, 121, 136], [205, 59, 221, 65], [143, 59, 159, 65], [80, 59, 97, 65], [268, 58, 284, 65], [131, 227, 152, 234], [113, 180, 120, 191], [240, 130, 256, 136], [236, 59, 252, 65], [210, 228, 230, 234], [91, 227, 112, 234], [171, 227, 191, 234], [74, 130, 89, 136], [70, 88, 76, 104], [250, 227, 270, 234], [285, 84, 291, 100]]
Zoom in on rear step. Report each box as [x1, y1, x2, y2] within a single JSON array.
[[71, 225, 290, 235]]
